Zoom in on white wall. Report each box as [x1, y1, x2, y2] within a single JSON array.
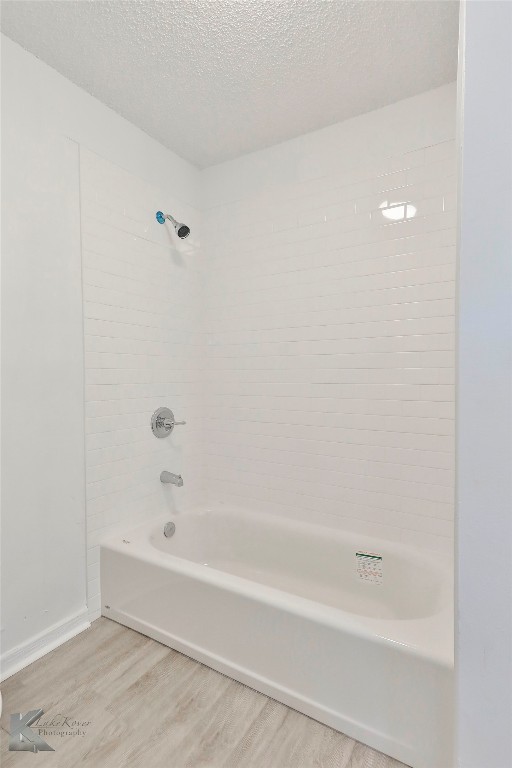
[[80, 148, 204, 619], [456, 2, 512, 766], [202, 84, 458, 552], [0, 35, 201, 675], [1, 108, 87, 677]]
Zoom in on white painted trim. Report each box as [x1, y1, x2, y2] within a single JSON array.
[[0, 609, 90, 682], [88, 608, 102, 623]]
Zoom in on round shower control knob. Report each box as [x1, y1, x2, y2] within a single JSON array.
[[151, 407, 186, 438]]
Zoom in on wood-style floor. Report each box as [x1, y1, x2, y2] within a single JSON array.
[[1, 617, 408, 767]]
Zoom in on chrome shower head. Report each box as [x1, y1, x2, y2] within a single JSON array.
[[156, 211, 190, 239]]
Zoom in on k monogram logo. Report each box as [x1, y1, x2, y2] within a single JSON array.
[[9, 710, 55, 752]]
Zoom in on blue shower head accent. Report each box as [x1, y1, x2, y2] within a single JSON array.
[[156, 211, 166, 224]]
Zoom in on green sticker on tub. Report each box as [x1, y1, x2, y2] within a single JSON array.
[[356, 552, 383, 584]]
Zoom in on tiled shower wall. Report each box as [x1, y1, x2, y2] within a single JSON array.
[[201, 84, 457, 552], [80, 148, 204, 618], [81, 84, 457, 618]]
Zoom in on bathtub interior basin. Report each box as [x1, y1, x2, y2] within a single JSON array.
[[149, 508, 449, 622]]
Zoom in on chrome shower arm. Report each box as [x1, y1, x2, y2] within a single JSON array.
[[156, 211, 190, 239]]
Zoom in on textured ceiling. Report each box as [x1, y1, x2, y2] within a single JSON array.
[[1, 0, 459, 168]]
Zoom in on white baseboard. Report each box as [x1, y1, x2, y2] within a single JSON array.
[[0, 609, 90, 682]]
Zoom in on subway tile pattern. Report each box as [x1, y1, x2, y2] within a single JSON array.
[[80, 148, 203, 619], [81, 90, 457, 620], [202, 136, 457, 552]]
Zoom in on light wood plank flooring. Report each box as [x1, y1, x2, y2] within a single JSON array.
[[1, 617, 408, 767]]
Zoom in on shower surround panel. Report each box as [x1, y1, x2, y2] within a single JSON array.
[[82, 85, 456, 620], [202, 84, 457, 553]]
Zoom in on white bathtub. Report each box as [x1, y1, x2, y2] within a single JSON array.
[[100, 507, 453, 768]]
